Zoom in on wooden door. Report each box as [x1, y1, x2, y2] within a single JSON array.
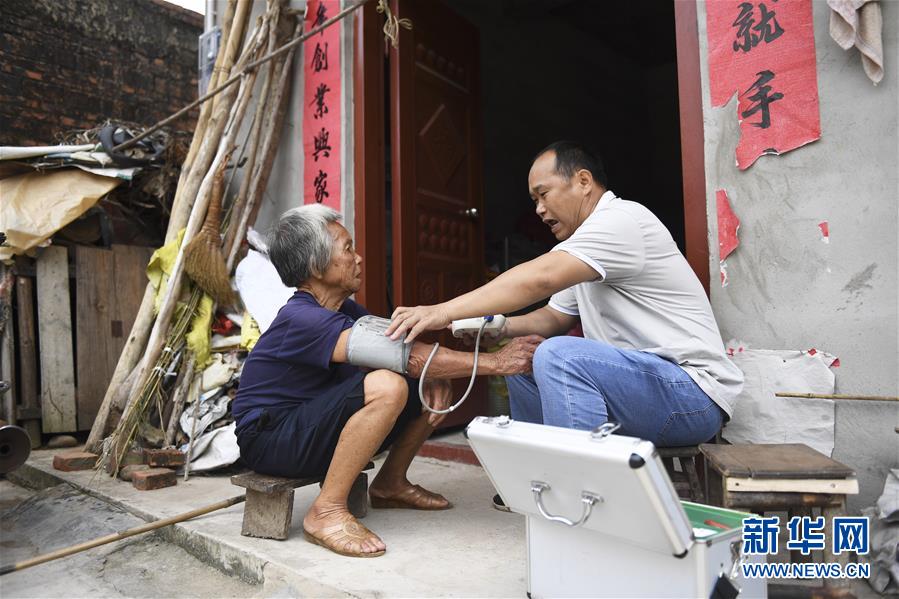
[[390, 0, 486, 427]]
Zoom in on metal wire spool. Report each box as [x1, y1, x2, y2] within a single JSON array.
[[0, 425, 31, 474]]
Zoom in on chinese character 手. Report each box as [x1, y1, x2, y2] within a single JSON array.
[[741, 70, 784, 129]]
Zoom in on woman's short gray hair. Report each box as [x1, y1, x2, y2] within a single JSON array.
[[267, 204, 342, 287]]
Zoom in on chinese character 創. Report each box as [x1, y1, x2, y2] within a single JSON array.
[[742, 516, 780, 555], [833, 517, 869, 555], [733, 1, 785, 53], [312, 42, 329, 72], [741, 70, 783, 129], [786, 516, 826, 556], [314, 169, 329, 204], [313, 128, 331, 161]]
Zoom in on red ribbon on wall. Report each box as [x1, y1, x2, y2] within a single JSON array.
[[303, 0, 342, 209], [706, 0, 821, 170]]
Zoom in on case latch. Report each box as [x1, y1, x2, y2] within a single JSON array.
[[590, 422, 621, 440]]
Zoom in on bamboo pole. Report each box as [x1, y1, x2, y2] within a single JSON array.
[[0, 495, 246, 576], [109, 21, 270, 472], [85, 2, 249, 453], [222, 0, 282, 254], [166, 0, 246, 245], [113, 0, 373, 153], [163, 356, 195, 447], [776, 392, 899, 402], [226, 20, 299, 269]]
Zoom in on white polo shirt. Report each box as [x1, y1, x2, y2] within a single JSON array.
[[548, 191, 743, 417]]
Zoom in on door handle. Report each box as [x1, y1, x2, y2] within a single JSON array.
[[459, 208, 478, 219]]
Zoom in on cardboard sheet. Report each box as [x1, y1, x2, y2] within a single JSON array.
[[723, 346, 837, 456], [0, 169, 120, 261]]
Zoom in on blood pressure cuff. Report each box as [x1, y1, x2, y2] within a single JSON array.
[[346, 315, 411, 374]]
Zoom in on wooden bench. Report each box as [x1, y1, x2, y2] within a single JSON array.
[[700, 443, 858, 592], [231, 462, 374, 540], [658, 445, 705, 503]]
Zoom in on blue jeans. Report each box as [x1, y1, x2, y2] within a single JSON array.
[[506, 336, 723, 447]]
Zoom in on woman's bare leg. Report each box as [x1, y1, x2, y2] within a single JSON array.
[[369, 383, 451, 508], [302, 370, 407, 554]]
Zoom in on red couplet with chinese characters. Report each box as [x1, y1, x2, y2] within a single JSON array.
[[303, 0, 342, 209], [706, 0, 821, 170]]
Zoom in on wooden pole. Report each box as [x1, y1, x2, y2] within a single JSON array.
[[776, 392, 899, 402], [0, 495, 246, 576], [112, 0, 373, 153]]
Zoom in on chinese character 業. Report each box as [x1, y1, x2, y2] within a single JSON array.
[[833, 517, 869, 555], [312, 42, 329, 72], [313, 127, 331, 161], [742, 516, 780, 555], [732, 2, 785, 53], [741, 70, 783, 129], [787, 516, 826, 555], [311, 83, 331, 120], [313, 169, 329, 203]]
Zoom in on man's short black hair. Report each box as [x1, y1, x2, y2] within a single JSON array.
[[533, 140, 608, 188]]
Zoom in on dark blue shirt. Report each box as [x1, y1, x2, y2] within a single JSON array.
[[232, 291, 369, 433]]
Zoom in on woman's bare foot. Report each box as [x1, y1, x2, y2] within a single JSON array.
[[369, 478, 452, 510], [302, 501, 386, 557]]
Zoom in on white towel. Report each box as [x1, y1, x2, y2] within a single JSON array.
[[827, 0, 884, 84]]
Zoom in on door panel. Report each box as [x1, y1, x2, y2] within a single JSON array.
[[390, 0, 486, 427]]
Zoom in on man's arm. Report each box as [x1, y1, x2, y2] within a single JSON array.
[[387, 251, 596, 343], [505, 306, 578, 339], [330, 327, 542, 378]]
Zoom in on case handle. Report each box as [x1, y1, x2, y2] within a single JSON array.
[[530, 481, 602, 527]]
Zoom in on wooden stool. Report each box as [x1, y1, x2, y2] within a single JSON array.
[[658, 445, 705, 503], [700, 443, 858, 591], [231, 462, 374, 540]]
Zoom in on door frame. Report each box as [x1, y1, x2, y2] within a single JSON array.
[[353, 0, 711, 304]]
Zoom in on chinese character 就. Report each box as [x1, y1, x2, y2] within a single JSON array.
[[786, 516, 826, 555], [314, 169, 329, 203], [833, 517, 869, 555], [313, 127, 331, 161], [741, 70, 783, 129], [732, 1, 785, 53], [742, 516, 780, 555], [311, 83, 331, 120], [313, 2, 328, 29], [312, 42, 329, 72]]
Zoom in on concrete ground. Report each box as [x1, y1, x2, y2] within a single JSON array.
[[4, 447, 528, 598], [0, 481, 258, 598], [1, 440, 884, 598]]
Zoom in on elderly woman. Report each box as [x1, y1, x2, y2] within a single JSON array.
[[233, 205, 540, 558]]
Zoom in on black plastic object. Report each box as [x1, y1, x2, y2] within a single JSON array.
[[99, 125, 164, 167], [0, 425, 31, 474]]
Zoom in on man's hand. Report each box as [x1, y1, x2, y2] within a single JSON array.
[[490, 335, 544, 375], [387, 304, 450, 344], [422, 379, 453, 427]]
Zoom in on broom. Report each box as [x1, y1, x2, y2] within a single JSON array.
[[183, 146, 237, 306]]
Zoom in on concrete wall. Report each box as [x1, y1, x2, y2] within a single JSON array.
[[696, 0, 898, 510], [0, 0, 201, 145]]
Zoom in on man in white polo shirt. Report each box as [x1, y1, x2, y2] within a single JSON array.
[[387, 141, 743, 450]]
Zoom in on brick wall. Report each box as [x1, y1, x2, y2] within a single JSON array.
[[0, 0, 202, 146]]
